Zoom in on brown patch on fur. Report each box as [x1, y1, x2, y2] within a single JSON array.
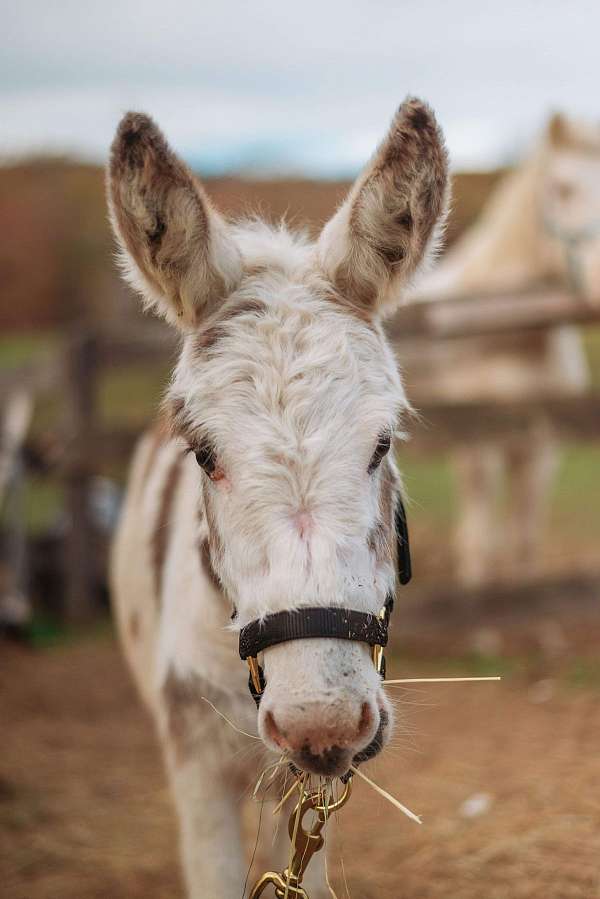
[[199, 537, 222, 592], [161, 668, 209, 764], [193, 297, 267, 352], [367, 518, 388, 564], [368, 457, 397, 564], [108, 111, 231, 325], [244, 263, 269, 277], [202, 481, 226, 575], [165, 394, 194, 443], [128, 610, 140, 641], [161, 668, 247, 766], [151, 454, 183, 603], [331, 97, 449, 312], [140, 419, 171, 486], [321, 282, 378, 327]]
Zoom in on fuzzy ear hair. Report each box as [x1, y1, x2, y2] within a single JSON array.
[[107, 112, 242, 329], [317, 98, 450, 318]]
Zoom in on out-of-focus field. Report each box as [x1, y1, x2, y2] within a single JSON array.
[[2, 635, 600, 899]]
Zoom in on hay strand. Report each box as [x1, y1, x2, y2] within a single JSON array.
[[349, 765, 422, 825], [200, 696, 260, 740], [383, 676, 501, 685], [272, 776, 304, 816]]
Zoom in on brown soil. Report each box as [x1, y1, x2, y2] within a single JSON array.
[[1, 636, 599, 899]]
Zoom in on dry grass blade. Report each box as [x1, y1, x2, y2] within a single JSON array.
[[200, 696, 260, 740], [273, 776, 303, 816], [325, 852, 340, 899], [349, 766, 422, 825], [252, 756, 287, 800], [384, 676, 501, 685]]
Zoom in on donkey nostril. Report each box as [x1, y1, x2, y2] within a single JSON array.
[[357, 702, 375, 739], [299, 743, 346, 777], [264, 711, 290, 749]]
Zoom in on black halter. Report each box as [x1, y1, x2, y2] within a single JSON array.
[[238, 498, 411, 705]]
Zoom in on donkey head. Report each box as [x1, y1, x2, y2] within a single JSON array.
[[540, 113, 600, 300], [108, 100, 449, 777]]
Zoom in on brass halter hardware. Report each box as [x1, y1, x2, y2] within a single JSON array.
[[371, 603, 389, 677], [247, 599, 390, 692], [248, 655, 263, 695], [248, 777, 353, 898]]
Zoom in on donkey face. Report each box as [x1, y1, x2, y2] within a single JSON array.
[[108, 100, 448, 776], [540, 113, 600, 300]]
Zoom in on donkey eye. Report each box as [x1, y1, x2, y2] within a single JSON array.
[[368, 432, 392, 474], [194, 439, 217, 476]]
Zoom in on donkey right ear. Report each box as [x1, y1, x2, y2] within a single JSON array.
[[107, 112, 242, 330], [317, 98, 449, 318]]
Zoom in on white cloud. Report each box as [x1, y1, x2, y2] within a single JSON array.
[[2, 0, 600, 172]]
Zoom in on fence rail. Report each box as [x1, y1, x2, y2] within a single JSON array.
[[3, 286, 600, 623], [388, 286, 600, 341]]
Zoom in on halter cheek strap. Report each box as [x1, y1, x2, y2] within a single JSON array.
[[238, 498, 411, 706]]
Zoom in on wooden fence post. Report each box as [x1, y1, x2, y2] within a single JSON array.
[[63, 329, 98, 624]]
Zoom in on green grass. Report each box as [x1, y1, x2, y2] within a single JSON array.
[[401, 456, 456, 525], [22, 478, 63, 535], [1, 328, 600, 545], [564, 658, 600, 689], [550, 444, 600, 538], [390, 649, 520, 679], [389, 649, 600, 691], [0, 332, 59, 370], [583, 325, 600, 388], [98, 363, 170, 427]]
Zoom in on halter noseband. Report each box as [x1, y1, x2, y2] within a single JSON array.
[[238, 498, 412, 705]]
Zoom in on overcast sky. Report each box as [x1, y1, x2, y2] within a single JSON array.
[[2, 0, 600, 175]]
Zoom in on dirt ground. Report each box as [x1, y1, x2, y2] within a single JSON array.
[[2, 635, 600, 899]]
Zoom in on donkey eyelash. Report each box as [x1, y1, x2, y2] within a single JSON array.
[[193, 438, 217, 476], [191, 439, 228, 484], [367, 431, 392, 474]]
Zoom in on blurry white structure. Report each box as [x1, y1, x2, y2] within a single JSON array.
[[405, 113, 600, 586], [0, 390, 33, 628]]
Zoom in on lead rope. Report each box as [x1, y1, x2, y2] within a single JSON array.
[[248, 776, 353, 898]]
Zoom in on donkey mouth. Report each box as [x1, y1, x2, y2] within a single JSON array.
[[351, 707, 389, 766], [292, 709, 390, 778]]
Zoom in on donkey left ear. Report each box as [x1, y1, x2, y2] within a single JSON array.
[[107, 112, 242, 330], [317, 98, 450, 318]]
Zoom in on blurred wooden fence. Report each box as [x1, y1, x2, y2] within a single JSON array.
[[2, 287, 600, 624]]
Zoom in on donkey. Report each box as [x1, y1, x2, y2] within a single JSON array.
[[403, 112, 600, 586], [107, 97, 448, 898]]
